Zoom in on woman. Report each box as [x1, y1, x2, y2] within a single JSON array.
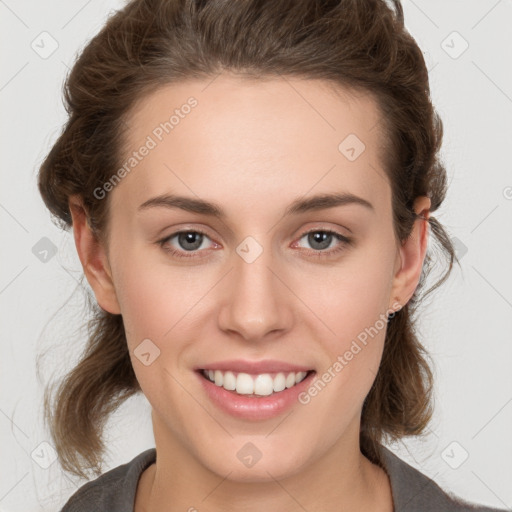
[[37, 0, 506, 510]]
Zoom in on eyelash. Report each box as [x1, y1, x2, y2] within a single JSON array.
[[157, 228, 352, 260]]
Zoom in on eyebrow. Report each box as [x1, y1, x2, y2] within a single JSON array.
[[138, 192, 374, 218]]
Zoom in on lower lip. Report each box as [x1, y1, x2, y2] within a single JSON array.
[[196, 370, 316, 420]]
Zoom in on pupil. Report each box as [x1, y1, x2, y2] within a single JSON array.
[[179, 232, 203, 251], [309, 232, 330, 250]]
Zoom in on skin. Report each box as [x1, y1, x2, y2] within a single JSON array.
[[70, 72, 430, 512]]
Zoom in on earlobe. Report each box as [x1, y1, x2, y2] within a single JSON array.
[[69, 195, 121, 315], [389, 196, 431, 309]]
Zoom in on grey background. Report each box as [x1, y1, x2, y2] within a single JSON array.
[[1, 0, 511, 510]]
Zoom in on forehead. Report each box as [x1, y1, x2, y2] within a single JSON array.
[[113, 73, 390, 216]]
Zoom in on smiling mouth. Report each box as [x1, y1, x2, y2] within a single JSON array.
[[199, 369, 315, 397]]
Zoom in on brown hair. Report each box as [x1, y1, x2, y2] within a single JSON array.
[[38, 0, 458, 478]]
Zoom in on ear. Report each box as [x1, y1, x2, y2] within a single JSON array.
[[389, 196, 431, 311], [69, 195, 121, 315]]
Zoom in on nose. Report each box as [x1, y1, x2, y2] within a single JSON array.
[[217, 240, 294, 343]]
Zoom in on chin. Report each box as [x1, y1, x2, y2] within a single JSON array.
[[197, 440, 312, 483]]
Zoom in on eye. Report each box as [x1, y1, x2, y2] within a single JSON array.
[[293, 229, 352, 258], [158, 230, 218, 259], [157, 228, 352, 260]]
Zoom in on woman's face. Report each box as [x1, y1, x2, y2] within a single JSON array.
[[84, 73, 423, 481]]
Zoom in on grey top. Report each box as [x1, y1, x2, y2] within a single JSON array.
[[60, 445, 505, 511]]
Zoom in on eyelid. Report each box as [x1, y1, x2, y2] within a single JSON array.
[[291, 228, 352, 252], [156, 228, 219, 258], [159, 228, 218, 248], [297, 225, 351, 240]]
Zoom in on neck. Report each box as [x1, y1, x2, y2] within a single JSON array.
[[135, 419, 393, 512]]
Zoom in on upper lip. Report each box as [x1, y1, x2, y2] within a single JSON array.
[[196, 359, 314, 374]]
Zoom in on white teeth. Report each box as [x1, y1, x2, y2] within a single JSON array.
[[296, 371, 307, 382], [273, 372, 286, 392], [236, 373, 254, 394], [223, 371, 236, 391], [285, 372, 296, 389], [203, 369, 310, 395], [254, 374, 274, 396]]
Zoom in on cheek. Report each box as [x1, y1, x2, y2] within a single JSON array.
[[114, 271, 172, 344], [294, 245, 395, 348], [111, 238, 202, 343], [292, 247, 395, 408]]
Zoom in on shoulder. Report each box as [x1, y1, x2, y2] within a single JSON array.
[[378, 444, 506, 512], [60, 448, 156, 512]]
